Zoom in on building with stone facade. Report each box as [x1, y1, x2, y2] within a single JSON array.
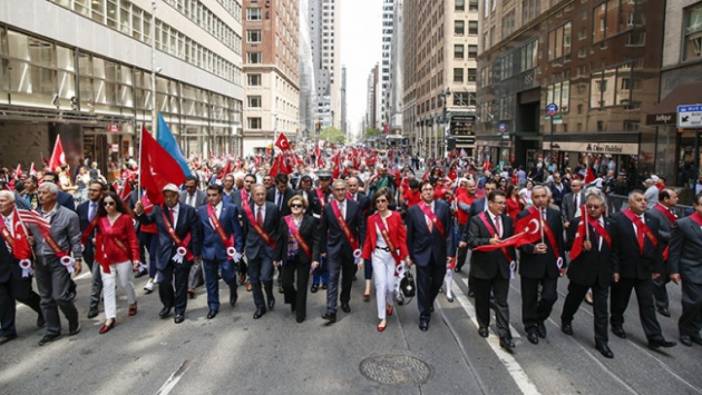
[[0, 0, 245, 174], [401, 0, 479, 158], [308, 0, 341, 132], [241, 0, 300, 155]]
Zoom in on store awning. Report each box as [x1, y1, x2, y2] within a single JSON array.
[[646, 82, 702, 125]]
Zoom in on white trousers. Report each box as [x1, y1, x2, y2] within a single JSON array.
[[100, 261, 136, 319], [372, 249, 396, 320]]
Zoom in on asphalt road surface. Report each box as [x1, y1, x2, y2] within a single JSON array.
[[2, 258, 701, 395]]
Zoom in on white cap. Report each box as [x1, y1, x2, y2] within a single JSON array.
[[162, 183, 179, 193]]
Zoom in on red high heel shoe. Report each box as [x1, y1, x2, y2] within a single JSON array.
[[99, 319, 116, 334], [128, 303, 138, 316], [386, 305, 394, 317], [377, 320, 387, 332]]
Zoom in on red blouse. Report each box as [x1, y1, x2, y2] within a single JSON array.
[[95, 214, 140, 273], [361, 211, 409, 264], [506, 196, 523, 221]]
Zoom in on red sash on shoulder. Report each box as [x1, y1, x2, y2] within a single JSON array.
[[623, 209, 658, 254], [478, 212, 513, 262], [81, 216, 100, 245], [241, 201, 276, 248], [418, 202, 446, 237], [159, 209, 193, 261], [569, 216, 612, 261], [316, 188, 327, 208], [529, 207, 561, 259], [207, 204, 236, 256], [654, 203, 677, 261], [284, 215, 312, 259], [691, 212, 702, 227], [374, 213, 401, 264], [0, 214, 32, 260], [330, 200, 359, 251]]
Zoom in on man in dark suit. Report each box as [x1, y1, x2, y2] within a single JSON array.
[[319, 179, 362, 324], [647, 188, 679, 317], [267, 173, 295, 217], [561, 179, 585, 229], [197, 185, 244, 319], [0, 191, 43, 344], [309, 170, 333, 292], [560, 193, 614, 358], [610, 191, 676, 349], [228, 174, 256, 208], [406, 181, 454, 331], [347, 176, 370, 216], [76, 180, 105, 318], [41, 172, 75, 211], [517, 185, 566, 345], [548, 172, 569, 208], [135, 184, 202, 324], [295, 175, 320, 217], [241, 184, 282, 319], [468, 180, 496, 218], [669, 192, 702, 347], [466, 190, 515, 352], [179, 176, 206, 208]]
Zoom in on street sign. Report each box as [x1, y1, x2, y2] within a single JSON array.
[[498, 122, 507, 133], [677, 104, 702, 129], [546, 103, 559, 116], [551, 115, 563, 125]]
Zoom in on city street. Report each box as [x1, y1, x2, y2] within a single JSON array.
[[2, 261, 701, 395]]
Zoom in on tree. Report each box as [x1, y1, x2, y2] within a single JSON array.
[[365, 128, 381, 138], [320, 127, 346, 145]]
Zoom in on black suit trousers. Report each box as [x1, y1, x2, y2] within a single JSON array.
[[0, 274, 42, 337], [679, 280, 702, 337], [472, 275, 511, 338], [158, 261, 192, 315], [521, 276, 558, 330], [561, 281, 609, 343], [610, 277, 663, 341], [281, 254, 311, 322], [416, 256, 446, 321]]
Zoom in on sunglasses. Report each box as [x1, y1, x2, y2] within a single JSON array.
[[291, 204, 304, 208], [103, 201, 116, 206]]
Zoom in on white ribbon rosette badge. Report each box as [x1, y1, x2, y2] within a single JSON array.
[[173, 246, 187, 264], [19, 259, 32, 278], [60, 255, 76, 273]]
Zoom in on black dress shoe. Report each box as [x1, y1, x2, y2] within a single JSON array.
[[478, 326, 489, 338], [135, 269, 147, 278], [680, 335, 693, 347], [526, 330, 539, 345], [419, 319, 429, 332], [230, 289, 238, 307], [159, 307, 172, 319], [87, 308, 99, 319], [207, 310, 218, 320], [561, 322, 574, 336], [648, 338, 676, 350], [253, 308, 266, 319], [38, 333, 60, 346], [657, 306, 671, 318], [296, 316, 305, 323], [446, 295, 455, 303], [310, 284, 319, 293], [37, 315, 46, 328], [174, 314, 185, 324], [291, 303, 296, 313], [596, 342, 614, 358], [321, 312, 336, 324], [68, 322, 81, 336], [320, 284, 327, 290], [500, 337, 515, 353], [267, 298, 275, 311], [611, 326, 627, 339], [537, 322, 547, 338], [0, 334, 17, 345], [341, 303, 351, 313]]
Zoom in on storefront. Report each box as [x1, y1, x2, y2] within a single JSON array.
[[541, 136, 641, 176], [475, 136, 513, 169]]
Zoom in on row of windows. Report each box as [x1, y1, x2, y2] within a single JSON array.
[[454, 20, 479, 36], [162, 0, 243, 55]]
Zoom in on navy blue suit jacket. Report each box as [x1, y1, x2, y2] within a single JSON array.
[[241, 201, 282, 261], [58, 190, 75, 211], [197, 203, 244, 262], [139, 204, 202, 270], [318, 199, 362, 257], [405, 199, 455, 266], [76, 200, 98, 263]]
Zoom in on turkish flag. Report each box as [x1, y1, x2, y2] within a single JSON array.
[[14, 163, 22, 179], [139, 127, 185, 205], [275, 132, 290, 152], [584, 166, 596, 184], [472, 213, 541, 253], [331, 151, 342, 179], [48, 135, 66, 172]]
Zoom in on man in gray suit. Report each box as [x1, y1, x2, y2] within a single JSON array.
[[561, 179, 585, 229], [669, 192, 702, 347], [647, 189, 679, 317], [179, 176, 206, 208]]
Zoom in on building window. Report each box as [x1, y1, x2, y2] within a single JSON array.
[[547, 22, 572, 61], [453, 68, 464, 83], [469, 0, 479, 11], [522, 0, 540, 23], [455, 0, 465, 12], [593, 0, 643, 44], [546, 80, 570, 113], [467, 68, 477, 82], [247, 52, 262, 64], [248, 117, 262, 129], [247, 74, 261, 86], [455, 20, 465, 35], [247, 7, 261, 21], [247, 30, 262, 43], [454, 44, 465, 59], [502, 10, 516, 38], [684, 3, 702, 61], [468, 21, 479, 35], [519, 40, 538, 72], [468, 45, 478, 59], [453, 92, 476, 106], [589, 64, 634, 109], [247, 95, 261, 108]]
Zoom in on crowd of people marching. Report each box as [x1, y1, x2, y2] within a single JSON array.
[[0, 144, 701, 363]]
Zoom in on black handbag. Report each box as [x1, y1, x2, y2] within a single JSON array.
[[396, 270, 416, 305]]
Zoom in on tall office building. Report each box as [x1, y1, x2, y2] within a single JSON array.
[[341, 65, 348, 135], [241, 0, 300, 156], [379, 0, 393, 131], [365, 64, 379, 133], [0, 0, 245, 173], [388, 0, 404, 131], [298, 0, 315, 138], [402, 0, 479, 157], [308, 0, 341, 132]]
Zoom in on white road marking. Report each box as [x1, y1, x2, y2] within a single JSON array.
[[460, 277, 520, 339], [453, 278, 541, 395], [155, 360, 191, 395]]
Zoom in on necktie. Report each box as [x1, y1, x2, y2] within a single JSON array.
[[277, 192, 282, 210], [495, 215, 502, 238], [89, 202, 96, 221], [169, 207, 175, 225], [256, 206, 263, 226]]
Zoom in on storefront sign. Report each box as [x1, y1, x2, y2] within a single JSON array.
[[646, 113, 675, 125], [111, 144, 119, 153], [107, 123, 120, 133], [677, 104, 702, 129], [542, 141, 639, 155]]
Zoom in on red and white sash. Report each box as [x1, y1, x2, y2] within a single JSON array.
[[283, 215, 312, 259], [241, 201, 276, 248], [374, 213, 402, 265], [529, 207, 561, 260], [316, 188, 327, 208], [622, 209, 658, 255], [478, 212, 513, 262], [569, 216, 612, 261], [689, 212, 702, 227], [159, 209, 193, 262], [330, 200, 359, 252], [207, 204, 237, 260], [418, 202, 446, 237], [654, 203, 677, 261]]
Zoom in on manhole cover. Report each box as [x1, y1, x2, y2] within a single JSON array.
[[359, 354, 431, 385]]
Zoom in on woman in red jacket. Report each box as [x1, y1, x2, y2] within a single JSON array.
[[95, 191, 141, 334], [361, 188, 409, 332], [505, 184, 523, 221]]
